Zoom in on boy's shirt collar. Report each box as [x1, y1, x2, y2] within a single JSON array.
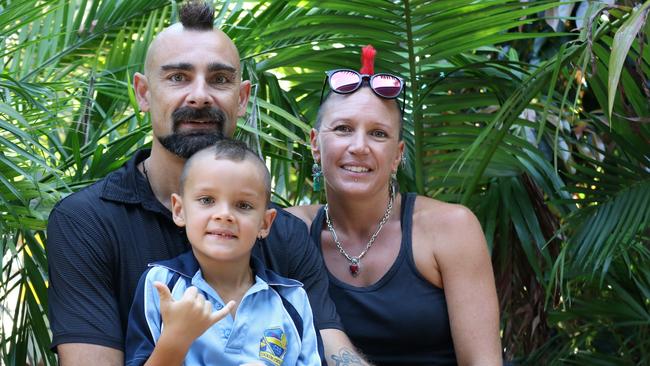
[[150, 250, 302, 288]]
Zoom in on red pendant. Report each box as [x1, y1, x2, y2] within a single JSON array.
[[349, 262, 360, 276]]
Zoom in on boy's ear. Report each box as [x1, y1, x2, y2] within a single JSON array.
[[171, 193, 186, 227], [257, 208, 277, 239]]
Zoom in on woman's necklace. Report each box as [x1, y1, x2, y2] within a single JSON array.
[[324, 191, 395, 277]]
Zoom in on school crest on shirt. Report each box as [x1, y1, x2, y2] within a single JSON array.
[[259, 327, 287, 366]]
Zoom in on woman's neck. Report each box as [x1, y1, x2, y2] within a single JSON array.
[[324, 188, 400, 241]]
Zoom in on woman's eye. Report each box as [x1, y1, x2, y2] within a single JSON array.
[[334, 125, 352, 133], [371, 130, 388, 138]]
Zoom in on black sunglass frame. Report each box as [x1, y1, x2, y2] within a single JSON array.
[[319, 69, 406, 115]]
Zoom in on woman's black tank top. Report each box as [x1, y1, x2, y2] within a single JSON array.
[[310, 193, 457, 365]]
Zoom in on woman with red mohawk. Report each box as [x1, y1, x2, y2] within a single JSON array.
[[289, 45, 502, 365]]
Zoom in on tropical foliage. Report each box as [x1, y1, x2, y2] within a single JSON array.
[[1, 0, 648, 365]]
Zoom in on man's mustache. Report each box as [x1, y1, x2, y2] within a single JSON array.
[[171, 106, 226, 131]]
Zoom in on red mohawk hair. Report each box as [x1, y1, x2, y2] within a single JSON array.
[[359, 45, 376, 75]]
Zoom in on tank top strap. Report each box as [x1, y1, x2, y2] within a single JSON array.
[[400, 192, 416, 242], [400, 192, 425, 278]]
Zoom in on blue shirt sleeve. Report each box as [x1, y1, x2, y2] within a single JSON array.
[[125, 267, 170, 366], [289, 287, 323, 366]]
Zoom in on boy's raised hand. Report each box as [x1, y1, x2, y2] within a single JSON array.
[[141, 283, 236, 365], [154, 281, 235, 346]]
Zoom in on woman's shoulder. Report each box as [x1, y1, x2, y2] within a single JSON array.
[[285, 204, 323, 228], [411, 194, 483, 244], [412, 194, 477, 223]]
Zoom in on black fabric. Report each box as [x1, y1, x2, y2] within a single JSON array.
[[310, 193, 457, 365], [47, 149, 341, 352]]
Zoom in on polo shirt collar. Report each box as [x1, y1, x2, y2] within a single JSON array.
[[152, 251, 301, 288], [100, 149, 169, 216]]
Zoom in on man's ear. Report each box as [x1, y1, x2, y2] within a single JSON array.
[[171, 193, 186, 227], [237, 80, 252, 117], [310, 129, 321, 162], [257, 208, 277, 239], [133, 72, 150, 112]]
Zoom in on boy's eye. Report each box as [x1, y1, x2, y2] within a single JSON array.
[[198, 197, 214, 205], [237, 201, 253, 210]]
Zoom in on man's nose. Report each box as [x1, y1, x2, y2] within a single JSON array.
[[186, 78, 212, 107]]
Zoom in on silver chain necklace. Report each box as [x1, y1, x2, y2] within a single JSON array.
[[324, 191, 395, 277]]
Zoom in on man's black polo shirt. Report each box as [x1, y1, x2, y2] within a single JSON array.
[[46, 149, 341, 351]]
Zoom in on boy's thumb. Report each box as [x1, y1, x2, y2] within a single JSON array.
[[153, 281, 173, 304], [210, 300, 236, 324]]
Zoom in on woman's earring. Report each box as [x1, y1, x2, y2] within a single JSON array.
[[390, 171, 398, 198], [312, 162, 323, 192]]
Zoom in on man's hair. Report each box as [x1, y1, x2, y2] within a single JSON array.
[[180, 139, 272, 204], [179, 1, 215, 30]]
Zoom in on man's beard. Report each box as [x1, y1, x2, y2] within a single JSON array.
[[158, 106, 228, 159]]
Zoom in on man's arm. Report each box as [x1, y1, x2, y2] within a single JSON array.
[[320, 329, 371, 366], [57, 344, 123, 366], [47, 200, 124, 363]]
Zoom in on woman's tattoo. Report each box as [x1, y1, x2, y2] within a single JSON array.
[[330, 347, 365, 366]]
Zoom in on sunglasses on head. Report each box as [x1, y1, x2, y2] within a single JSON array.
[[319, 69, 406, 114]]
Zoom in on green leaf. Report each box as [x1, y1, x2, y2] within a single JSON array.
[[608, 2, 650, 120]]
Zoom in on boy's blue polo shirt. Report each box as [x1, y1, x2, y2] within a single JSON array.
[[125, 251, 322, 366]]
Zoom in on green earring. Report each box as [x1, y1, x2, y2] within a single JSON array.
[[312, 162, 323, 192]]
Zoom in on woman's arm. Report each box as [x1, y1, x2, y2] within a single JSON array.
[[416, 200, 502, 366]]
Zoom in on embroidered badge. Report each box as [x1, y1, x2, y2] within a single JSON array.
[[259, 327, 287, 366]]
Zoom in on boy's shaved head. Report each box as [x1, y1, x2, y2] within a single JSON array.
[[180, 139, 271, 203]]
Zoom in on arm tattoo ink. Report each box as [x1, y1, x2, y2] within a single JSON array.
[[330, 347, 366, 366]]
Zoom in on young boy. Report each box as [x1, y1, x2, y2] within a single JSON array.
[[125, 139, 322, 366]]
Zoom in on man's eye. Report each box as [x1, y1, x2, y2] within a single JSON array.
[[212, 75, 228, 84], [198, 197, 214, 205], [169, 74, 186, 82]]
